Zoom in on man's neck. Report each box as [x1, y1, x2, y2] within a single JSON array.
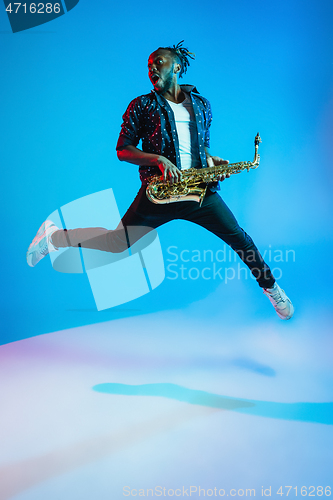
[[162, 83, 185, 104]]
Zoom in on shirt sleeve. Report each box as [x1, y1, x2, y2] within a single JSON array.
[[204, 99, 213, 148], [116, 97, 144, 150]]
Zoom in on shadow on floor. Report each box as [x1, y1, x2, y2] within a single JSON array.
[[93, 382, 333, 425]]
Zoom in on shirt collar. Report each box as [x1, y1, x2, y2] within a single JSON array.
[[180, 84, 200, 94], [151, 84, 200, 96]]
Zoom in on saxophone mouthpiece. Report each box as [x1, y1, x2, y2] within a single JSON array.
[[255, 133, 262, 146]]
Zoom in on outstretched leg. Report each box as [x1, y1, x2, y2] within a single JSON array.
[[27, 185, 177, 264], [177, 190, 293, 319], [51, 185, 176, 253], [178, 190, 275, 288]]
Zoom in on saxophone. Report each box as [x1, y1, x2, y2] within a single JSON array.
[[146, 133, 262, 205]]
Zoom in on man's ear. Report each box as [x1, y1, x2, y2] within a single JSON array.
[[174, 63, 181, 74]]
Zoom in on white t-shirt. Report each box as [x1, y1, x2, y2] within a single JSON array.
[[167, 93, 201, 170]]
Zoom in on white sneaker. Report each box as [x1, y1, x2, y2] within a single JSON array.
[[26, 220, 59, 267], [263, 282, 294, 320]]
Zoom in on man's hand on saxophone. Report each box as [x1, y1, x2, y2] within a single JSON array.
[[155, 156, 183, 184], [206, 152, 231, 182]]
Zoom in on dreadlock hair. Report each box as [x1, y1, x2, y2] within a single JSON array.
[[157, 40, 195, 79]]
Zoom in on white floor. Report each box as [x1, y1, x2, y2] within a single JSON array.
[[1, 296, 332, 500]]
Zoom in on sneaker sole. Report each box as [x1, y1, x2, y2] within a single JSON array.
[[276, 300, 294, 320]]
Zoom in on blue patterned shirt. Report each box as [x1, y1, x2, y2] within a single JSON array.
[[116, 85, 215, 185]]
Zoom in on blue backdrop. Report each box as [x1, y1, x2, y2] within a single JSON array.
[[1, 0, 332, 344]]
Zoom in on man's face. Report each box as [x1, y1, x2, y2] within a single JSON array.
[[148, 50, 178, 94]]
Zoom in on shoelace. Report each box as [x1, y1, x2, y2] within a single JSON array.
[[38, 226, 55, 256], [268, 289, 285, 304], [39, 244, 49, 256], [38, 236, 50, 256]]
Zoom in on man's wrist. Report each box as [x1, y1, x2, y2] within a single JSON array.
[[149, 154, 162, 167]]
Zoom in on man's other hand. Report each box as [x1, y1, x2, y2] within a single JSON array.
[[206, 155, 230, 182]]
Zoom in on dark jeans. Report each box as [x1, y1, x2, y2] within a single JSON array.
[[52, 186, 275, 288]]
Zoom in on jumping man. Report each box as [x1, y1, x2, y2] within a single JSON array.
[[27, 41, 294, 320]]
